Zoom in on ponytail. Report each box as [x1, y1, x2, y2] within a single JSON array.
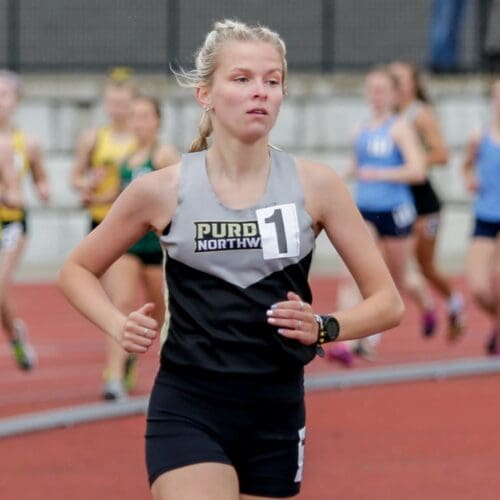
[[189, 109, 213, 152]]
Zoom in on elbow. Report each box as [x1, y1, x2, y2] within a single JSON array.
[[385, 290, 405, 330], [439, 148, 449, 165], [411, 166, 426, 184]]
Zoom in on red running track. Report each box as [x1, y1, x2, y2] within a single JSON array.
[[0, 278, 498, 498]]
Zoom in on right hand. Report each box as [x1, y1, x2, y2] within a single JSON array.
[[464, 173, 478, 193], [119, 303, 159, 354]]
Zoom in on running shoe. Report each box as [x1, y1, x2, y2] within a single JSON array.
[[325, 344, 354, 367], [422, 309, 437, 338], [447, 309, 466, 342], [10, 320, 37, 371], [102, 379, 127, 401], [123, 354, 138, 393], [352, 339, 377, 361], [485, 330, 499, 356], [447, 292, 466, 342]]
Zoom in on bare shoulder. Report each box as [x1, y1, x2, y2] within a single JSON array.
[[24, 133, 43, 157], [294, 157, 348, 223], [153, 143, 181, 169], [390, 117, 413, 140], [77, 127, 99, 150], [295, 157, 340, 190], [125, 160, 182, 233]]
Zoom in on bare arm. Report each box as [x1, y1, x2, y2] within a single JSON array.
[[0, 139, 21, 208], [414, 106, 449, 167], [462, 131, 481, 193], [267, 160, 404, 345], [59, 164, 180, 352], [153, 143, 181, 169], [26, 135, 50, 203], [343, 125, 361, 180], [70, 128, 97, 193]]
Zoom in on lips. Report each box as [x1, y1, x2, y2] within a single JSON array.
[[247, 108, 268, 115]]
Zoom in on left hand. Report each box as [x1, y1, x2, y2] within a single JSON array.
[[267, 291, 318, 346]]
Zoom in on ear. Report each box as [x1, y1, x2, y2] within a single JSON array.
[[195, 85, 211, 110]]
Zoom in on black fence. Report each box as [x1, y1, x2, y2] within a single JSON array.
[[0, 0, 498, 73]]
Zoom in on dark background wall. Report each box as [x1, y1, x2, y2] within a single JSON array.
[[0, 0, 492, 72]]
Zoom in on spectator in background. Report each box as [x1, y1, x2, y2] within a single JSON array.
[[429, 0, 468, 73], [0, 70, 50, 371]]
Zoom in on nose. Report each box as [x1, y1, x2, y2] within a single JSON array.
[[252, 79, 268, 100]]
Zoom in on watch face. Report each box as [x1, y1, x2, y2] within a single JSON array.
[[324, 316, 339, 339]]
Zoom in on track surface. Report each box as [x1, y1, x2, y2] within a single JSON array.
[[0, 278, 498, 499]]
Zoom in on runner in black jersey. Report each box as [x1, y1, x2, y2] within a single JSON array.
[[389, 62, 466, 340], [59, 19, 404, 499]]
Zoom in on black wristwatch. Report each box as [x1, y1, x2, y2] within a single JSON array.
[[314, 314, 340, 357]]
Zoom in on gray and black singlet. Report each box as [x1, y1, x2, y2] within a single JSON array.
[[158, 147, 317, 401]]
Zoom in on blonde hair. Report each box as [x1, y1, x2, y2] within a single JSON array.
[[173, 19, 287, 152], [104, 66, 137, 96]]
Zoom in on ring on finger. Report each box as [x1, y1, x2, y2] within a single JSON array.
[[300, 301, 304, 310], [143, 327, 149, 336], [296, 319, 302, 330]]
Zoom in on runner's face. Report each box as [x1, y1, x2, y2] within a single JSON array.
[[204, 40, 284, 144], [365, 72, 395, 115], [0, 79, 18, 122], [389, 64, 415, 105], [104, 86, 133, 124], [131, 100, 159, 142]]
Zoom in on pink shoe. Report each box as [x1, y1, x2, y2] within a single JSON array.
[[422, 310, 437, 338], [325, 344, 354, 367]]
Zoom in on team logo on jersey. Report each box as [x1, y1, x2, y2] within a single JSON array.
[[194, 221, 261, 252]]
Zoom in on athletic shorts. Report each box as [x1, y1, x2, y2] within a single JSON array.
[[126, 249, 163, 266], [146, 367, 306, 498], [360, 202, 416, 237], [472, 217, 500, 239], [411, 179, 441, 216], [1, 221, 26, 251], [90, 218, 100, 232]]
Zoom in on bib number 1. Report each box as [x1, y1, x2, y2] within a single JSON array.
[[256, 203, 300, 260]]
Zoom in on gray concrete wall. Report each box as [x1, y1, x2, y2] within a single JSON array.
[[15, 74, 489, 279]]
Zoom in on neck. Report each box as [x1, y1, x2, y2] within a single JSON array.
[[371, 109, 392, 125], [206, 134, 270, 181], [136, 136, 156, 150], [398, 96, 415, 111], [110, 119, 128, 133]]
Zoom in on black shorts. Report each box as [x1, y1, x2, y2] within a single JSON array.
[[411, 179, 441, 216], [3, 217, 28, 235], [146, 367, 306, 498], [90, 218, 100, 232], [126, 249, 163, 266], [472, 217, 500, 239], [360, 202, 415, 237]]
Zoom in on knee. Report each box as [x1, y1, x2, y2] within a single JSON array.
[[469, 282, 492, 308]]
